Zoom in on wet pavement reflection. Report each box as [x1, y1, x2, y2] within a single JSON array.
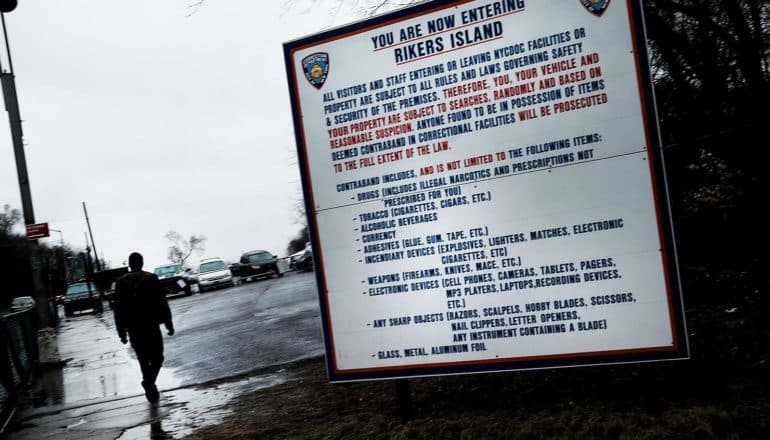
[[27, 310, 182, 408], [117, 374, 286, 440], [10, 374, 286, 440]]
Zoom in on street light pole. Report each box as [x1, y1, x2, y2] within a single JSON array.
[[1, 12, 51, 328], [49, 228, 64, 247], [1, 14, 32, 221]]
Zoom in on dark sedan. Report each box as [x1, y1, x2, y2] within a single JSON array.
[[154, 263, 194, 297], [63, 282, 103, 317], [231, 250, 283, 281]]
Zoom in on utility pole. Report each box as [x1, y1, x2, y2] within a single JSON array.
[[49, 228, 64, 247], [84, 231, 92, 271], [1, 12, 51, 327], [82, 202, 102, 271], [83, 232, 95, 279], [1, 18, 29, 219]]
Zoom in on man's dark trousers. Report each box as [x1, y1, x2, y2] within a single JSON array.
[[129, 326, 164, 386]]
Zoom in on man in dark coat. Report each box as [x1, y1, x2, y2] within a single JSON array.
[[114, 252, 175, 403]]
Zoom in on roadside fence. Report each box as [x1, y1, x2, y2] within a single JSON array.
[[0, 306, 39, 430]]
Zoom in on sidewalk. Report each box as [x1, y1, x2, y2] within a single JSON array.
[[1, 300, 299, 439], [4, 365, 288, 439]]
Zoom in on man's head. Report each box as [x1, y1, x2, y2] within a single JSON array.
[[128, 252, 143, 271]]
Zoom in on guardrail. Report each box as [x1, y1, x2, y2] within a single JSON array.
[[0, 306, 39, 431]]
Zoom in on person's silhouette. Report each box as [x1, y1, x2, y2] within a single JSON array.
[[114, 252, 175, 403]]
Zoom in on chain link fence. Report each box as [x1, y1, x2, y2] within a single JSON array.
[[0, 307, 38, 429]]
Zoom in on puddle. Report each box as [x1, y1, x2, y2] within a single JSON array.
[[28, 357, 184, 408], [27, 307, 186, 408], [117, 373, 286, 439]]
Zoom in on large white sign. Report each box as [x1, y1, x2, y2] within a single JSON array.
[[285, 0, 688, 381]]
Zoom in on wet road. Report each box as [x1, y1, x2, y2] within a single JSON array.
[[164, 270, 324, 386], [26, 270, 324, 407]]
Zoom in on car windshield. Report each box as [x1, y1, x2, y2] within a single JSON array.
[[199, 261, 226, 273], [154, 264, 182, 276], [247, 252, 272, 263], [66, 283, 92, 296], [12, 297, 31, 306]]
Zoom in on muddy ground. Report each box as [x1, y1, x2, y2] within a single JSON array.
[[194, 298, 768, 439]]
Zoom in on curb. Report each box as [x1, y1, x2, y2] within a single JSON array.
[[0, 404, 17, 435]]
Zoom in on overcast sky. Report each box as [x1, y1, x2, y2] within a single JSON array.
[[0, 0, 396, 270]]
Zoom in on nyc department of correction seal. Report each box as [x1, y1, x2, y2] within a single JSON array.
[[302, 52, 329, 89], [580, 0, 610, 16]]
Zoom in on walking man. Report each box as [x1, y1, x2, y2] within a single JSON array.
[[114, 252, 175, 403]]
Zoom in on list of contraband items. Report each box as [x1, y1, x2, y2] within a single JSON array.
[[362, 224, 632, 360], [295, 0, 672, 369]]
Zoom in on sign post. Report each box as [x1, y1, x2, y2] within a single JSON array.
[[285, 0, 688, 382]]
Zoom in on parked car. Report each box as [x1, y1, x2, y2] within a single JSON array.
[[230, 250, 283, 281], [10, 296, 35, 312], [197, 257, 234, 292], [63, 282, 103, 317], [290, 242, 313, 272], [153, 263, 194, 297]]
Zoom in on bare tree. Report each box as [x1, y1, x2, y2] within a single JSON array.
[[287, 226, 310, 255], [165, 231, 206, 266], [0, 204, 22, 237], [278, 0, 419, 20], [185, 0, 206, 17]]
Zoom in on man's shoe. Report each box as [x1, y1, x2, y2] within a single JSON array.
[[142, 381, 160, 403]]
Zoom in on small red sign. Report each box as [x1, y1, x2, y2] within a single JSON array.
[[26, 222, 49, 239]]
